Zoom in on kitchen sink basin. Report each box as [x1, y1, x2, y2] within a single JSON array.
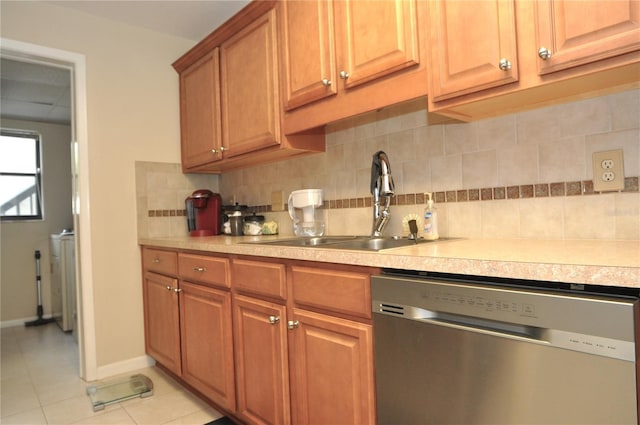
[[244, 236, 441, 251]]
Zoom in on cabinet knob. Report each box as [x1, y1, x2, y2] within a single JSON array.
[[339, 70, 349, 80], [173, 287, 182, 293], [321, 78, 332, 86], [192, 266, 206, 273], [166, 286, 172, 291], [211, 148, 218, 154], [268, 315, 280, 325], [538, 47, 552, 60], [153, 258, 161, 263], [219, 146, 227, 152], [498, 58, 512, 71], [287, 320, 299, 330]]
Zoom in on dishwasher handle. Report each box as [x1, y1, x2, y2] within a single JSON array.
[[374, 301, 636, 361]]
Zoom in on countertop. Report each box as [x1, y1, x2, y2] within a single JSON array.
[[139, 235, 640, 288]]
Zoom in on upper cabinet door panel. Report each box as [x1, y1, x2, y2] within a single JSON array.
[[280, 0, 337, 110], [337, 0, 420, 89], [180, 50, 221, 168], [535, 0, 640, 75], [428, 0, 518, 101], [221, 9, 280, 158]]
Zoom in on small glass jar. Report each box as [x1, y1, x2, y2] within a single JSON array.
[[243, 213, 265, 235]]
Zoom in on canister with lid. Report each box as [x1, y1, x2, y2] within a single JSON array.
[[243, 213, 265, 235]]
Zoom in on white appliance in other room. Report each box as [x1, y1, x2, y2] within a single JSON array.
[[50, 231, 77, 337]]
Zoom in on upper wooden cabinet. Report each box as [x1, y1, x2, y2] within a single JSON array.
[[427, 0, 518, 102], [534, 0, 640, 75], [220, 9, 281, 158], [281, 0, 430, 133], [173, 1, 324, 173], [179, 50, 222, 169], [427, 0, 640, 121]]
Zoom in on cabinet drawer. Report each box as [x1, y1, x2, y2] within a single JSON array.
[[178, 253, 230, 288], [232, 259, 286, 300], [142, 248, 178, 276], [290, 266, 371, 319]]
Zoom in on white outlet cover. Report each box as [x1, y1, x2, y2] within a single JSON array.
[[592, 149, 624, 192]]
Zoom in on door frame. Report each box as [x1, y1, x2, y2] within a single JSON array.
[[0, 37, 97, 381]]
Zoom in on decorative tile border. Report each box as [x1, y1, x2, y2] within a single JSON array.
[[149, 176, 639, 216]]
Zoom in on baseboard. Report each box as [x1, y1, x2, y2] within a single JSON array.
[[1, 315, 55, 328], [96, 355, 156, 380]]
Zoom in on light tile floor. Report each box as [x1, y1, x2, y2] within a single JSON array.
[[1, 324, 224, 424]]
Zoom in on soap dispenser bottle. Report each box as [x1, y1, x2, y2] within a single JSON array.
[[423, 192, 439, 240]]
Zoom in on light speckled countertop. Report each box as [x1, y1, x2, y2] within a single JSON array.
[[139, 236, 640, 288]]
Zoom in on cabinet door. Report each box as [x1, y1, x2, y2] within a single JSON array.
[[179, 50, 222, 169], [221, 9, 280, 158], [280, 0, 337, 110], [335, 0, 420, 90], [535, 0, 640, 75], [233, 295, 290, 425], [289, 308, 375, 425], [427, 0, 518, 101], [180, 281, 235, 410], [143, 272, 181, 376]]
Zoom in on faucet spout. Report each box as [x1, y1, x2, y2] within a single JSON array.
[[370, 151, 394, 237]]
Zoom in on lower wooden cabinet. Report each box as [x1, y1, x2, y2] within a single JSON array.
[[233, 295, 290, 425], [143, 271, 181, 376], [289, 308, 375, 425], [180, 281, 235, 411], [142, 247, 377, 424]]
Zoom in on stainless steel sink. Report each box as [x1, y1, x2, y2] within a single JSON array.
[[244, 236, 441, 251]]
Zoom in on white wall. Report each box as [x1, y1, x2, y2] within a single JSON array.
[[0, 118, 73, 324], [0, 1, 194, 368]]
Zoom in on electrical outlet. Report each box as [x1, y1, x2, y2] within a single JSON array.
[[592, 149, 624, 192]]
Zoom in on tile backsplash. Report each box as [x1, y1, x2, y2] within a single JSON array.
[[138, 89, 639, 240]]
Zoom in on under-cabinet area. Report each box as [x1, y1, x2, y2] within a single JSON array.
[[141, 246, 378, 424]]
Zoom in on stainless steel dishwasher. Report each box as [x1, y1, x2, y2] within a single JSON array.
[[372, 271, 639, 425]]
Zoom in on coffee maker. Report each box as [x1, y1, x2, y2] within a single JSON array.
[[185, 190, 222, 236]]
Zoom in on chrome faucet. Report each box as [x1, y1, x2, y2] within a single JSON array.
[[370, 151, 394, 237]]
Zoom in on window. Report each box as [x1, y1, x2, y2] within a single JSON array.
[[0, 129, 43, 220]]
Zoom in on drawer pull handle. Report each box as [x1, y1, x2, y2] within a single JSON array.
[[268, 316, 280, 325], [193, 266, 206, 273], [153, 258, 161, 263], [287, 320, 299, 330]]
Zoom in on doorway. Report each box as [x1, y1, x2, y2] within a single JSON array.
[[0, 37, 96, 381]]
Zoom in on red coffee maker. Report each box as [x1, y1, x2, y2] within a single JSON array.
[[185, 190, 222, 236]]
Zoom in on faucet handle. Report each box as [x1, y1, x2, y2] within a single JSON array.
[[408, 219, 419, 241]]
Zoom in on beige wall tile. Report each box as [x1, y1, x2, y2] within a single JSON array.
[[516, 104, 562, 145], [481, 199, 520, 238], [539, 136, 586, 182], [498, 144, 539, 186], [415, 125, 445, 159], [444, 122, 478, 154], [462, 150, 498, 189], [614, 193, 640, 240], [563, 194, 616, 239], [431, 154, 462, 191], [610, 89, 640, 131], [477, 115, 516, 150], [447, 202, 482, 238], [519, 197, 565, 239], [557, 96, 610, 138]]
